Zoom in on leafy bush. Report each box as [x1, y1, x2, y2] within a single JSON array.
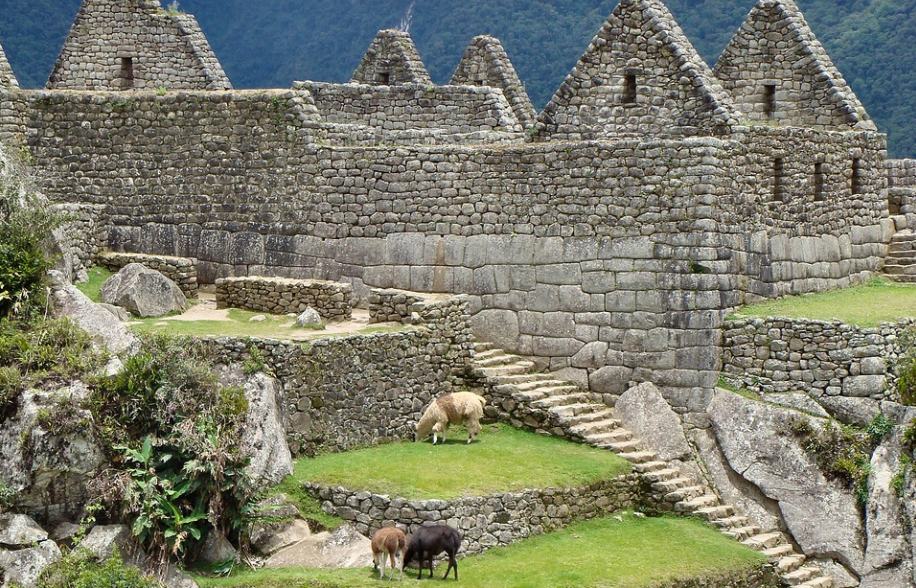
[[898, 328, 916, 406], [38, 549, 161, 588], [789, 418, 874, 506], [866, 414, 895, 444], [89, 335, 252, 564], [0, 481, 16, 513]]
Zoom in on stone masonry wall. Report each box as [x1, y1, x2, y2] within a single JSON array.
[[48, 0, 231, 91], [52, 203, 108, 281], [721, 317, 914, 402], [306, 476, 643, 555], [197, 295, 473, 455], [888, 160, 916, 189], [350, 30, 432, 86], [368, 288, 428, 324], [98, 251, 197, 297], [215, 276, 352, 320]]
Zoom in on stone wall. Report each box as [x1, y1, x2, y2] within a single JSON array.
[[350, 30, 432, 86], [296, 82, 522, 137], [888, 159, 916, 189], [197, 295, 474, 455], [721, 317, 913, 402], [98, 251, 197, 297], [368, 288, 428, 324], [306, 476, 643, 555], [215, 276, 352, 320], [0, 43, 17, 89], [47, 0, 231, 91], [52, 203, 108, 281]]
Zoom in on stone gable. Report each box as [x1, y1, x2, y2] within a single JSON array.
[[450, 35, 537, 128], [536, 0, 739, 141], [47, 0, 231, 91], [0, 42, 17, 89], [713, 0, 875, 131], [350, 29, 432, 86]]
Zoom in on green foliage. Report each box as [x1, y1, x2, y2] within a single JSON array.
[[898, 328, 916, 406], [789, 417, 875, 506], [866, 413, 895, 444], [905, 419, 916, 451], [75, 266, 114, 303], [892, 454, 912, 497], [0, 480, 16, 513], [38, 549, 161, 588], [241, 345, 267, 376]]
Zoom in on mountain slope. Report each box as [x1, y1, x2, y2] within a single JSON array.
[[0, 0, 912, 156]]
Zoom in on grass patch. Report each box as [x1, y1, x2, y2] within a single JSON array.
[[194, 515, 766, 588], [75, 266, 114, 303], [732, 278, 916, 327], [270, 482, 344, 532], [285, 424, 631, 500], [716, 377, 762, 402]]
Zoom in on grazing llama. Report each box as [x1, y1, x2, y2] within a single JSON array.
[[404, 525, 462, 580], [415, 392, 487, 445], [371, 527, 407, 580]]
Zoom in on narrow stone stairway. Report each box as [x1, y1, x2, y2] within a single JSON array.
[[885, 230, 916, 283], [471, 342, 835, 588]]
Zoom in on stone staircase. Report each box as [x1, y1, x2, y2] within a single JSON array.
[[471, 342, 834, 588], [885, 230, 916, 283]]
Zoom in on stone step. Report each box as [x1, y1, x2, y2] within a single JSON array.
[[890, 231, 916, 243], [512, 389, 550, 402], [762, 544, 796, 560], [477, 362, 536, 377], [642, 467, 681, 483], [548, 402, 602, 419], [887, 274, 916, 283], [560, 408, 616, 427], [712, 515, 752, 529], [475, 354, 520, 367], [491, 373, 554, 385], [584, 429, 632, 445], [509, 379, 568, 392], [723, 525, 761, 541], [602, 439, 642, 453], [674, 494, 719, 513], [473, 341, 496, 353], [886, 249, 916, 260], [694, 505, 735, 521], [632, 460, 668, 474], [884, 264, 916, 276], [743, 532, 786, 550], [784, 566, 822, 586], [618, 451, 658, 464], [651, 476, 694, 493], [474, 348, 508, 361], [664, 486, 707, 503], [777, 555, 807, 574], [796, 577, 833, 588], [568, 417, 621, 437], [513, 385, 579, 401], [530, 392, 588, 408]]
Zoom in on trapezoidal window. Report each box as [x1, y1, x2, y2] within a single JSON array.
[[378, 71, 391, 85], [773, 157, 785, 202], [119, 57, 135, 90], [763, 84, 777, 119], [622, 74, 637, 104], [851, 158, 864, 194], [813, 162, 825, 202]]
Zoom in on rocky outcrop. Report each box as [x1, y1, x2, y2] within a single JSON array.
[[615, 383, 692, 462], [0, 538, 61, 588], [706, 391, 866, 576], [0, 385, 105, 522], [264, 524, 372, 569], [101, 263, 188, 318], [49, 270, 138, 356]]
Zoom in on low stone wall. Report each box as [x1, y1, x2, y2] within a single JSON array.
[[306, 475, 643, 555], [197, 295, 474, 455], [721, 317, 914, 402], [53, 203, 108, 281], [368, 288, 428, 323], [215, 276, 352, 321], [98, 251, 198, 297]]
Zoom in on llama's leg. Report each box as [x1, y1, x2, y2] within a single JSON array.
[[467, 419, 481, 444], [397, 549, 404, 580], [379, 551, 387, 579]]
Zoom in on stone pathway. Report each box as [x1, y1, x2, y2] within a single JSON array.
[[471, 341, 834, 588], [885, 230, 916, 283]]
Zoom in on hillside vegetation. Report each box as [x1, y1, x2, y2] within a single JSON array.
[[0, 0, 913, 156]]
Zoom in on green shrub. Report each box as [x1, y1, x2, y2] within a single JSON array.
[[866, 414, 895, 444], [0, 481, 15, 513], [38, 549, 161, 588], [789, 417, 874, 506], [892, 454, 912, 497], [898, 328, 916, 406]]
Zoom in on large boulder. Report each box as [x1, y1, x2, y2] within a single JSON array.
[[707, 391, 866, 574], [101, 263, 188, 318], [615, 382, 691, 461], [0, 385, 106, 522], [0, 539, 61, 588], [0, 515, 48, 548], [264, 524, 372, 569], [48, 270, 138, 356]]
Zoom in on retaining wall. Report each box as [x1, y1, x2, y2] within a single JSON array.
[[197, 295, 473, 455], [98, 251, 198, 297], [215, 276, 352, 320]]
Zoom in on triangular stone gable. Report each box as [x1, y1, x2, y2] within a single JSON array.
[[351, 30, 432, 86], [48, 0, 231, 91], [0, 42, 17, 89], [450, 36, 537, 128], [713, 0, 874, 130], [537, 0, 738, 140]]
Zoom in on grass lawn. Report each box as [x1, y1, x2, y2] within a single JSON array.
[[278, 424, 631, 501], [75, 266, 114, 302], [733, 278, 916, 327], [195, 515, 767, 588]]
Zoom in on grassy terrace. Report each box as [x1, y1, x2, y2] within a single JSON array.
[[278, 424, 631, 501], [732, 278, 916, 327], [196, 515, 767, 588]]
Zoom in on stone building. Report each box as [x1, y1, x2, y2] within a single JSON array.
[[47, 0, 231, 91], [0, 0, 907, 410], [0, 42, 17, 90]]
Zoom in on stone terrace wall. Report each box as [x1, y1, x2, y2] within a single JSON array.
[[215, 276, 352, 320], [888, 160, 916, 188], [198, 295, 473, 455], [721, 317, 914, 402], [307, 476, 643, 555], [296, 82, 522, 136], [98, 251, 197, 297], [368, 288, 428, 324], [53, 203, 108, 281]]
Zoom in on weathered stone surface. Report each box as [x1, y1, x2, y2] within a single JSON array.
[[615, 383, 690, 461], [296, 308, 323, 328], [49, 270, 138, 356], [470, 309, 519, 352], [0, 515, 48, 548], [233, 372, 293, 487], [101, 263, 188, 318], [0, 540, 61, 588], [99, 303, 131, 322], [265, 524, 372, 569], [707, 391, 865, 572], [80, 525, 135, 562], [762, 392, 829, 418], [198, 532, 237, 566], [817, 396, 883, 427], [252, 520, 312, 557]]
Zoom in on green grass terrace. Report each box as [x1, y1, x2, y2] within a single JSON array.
[[196, 515, 768, 588], [732, 277, 916, 327]]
